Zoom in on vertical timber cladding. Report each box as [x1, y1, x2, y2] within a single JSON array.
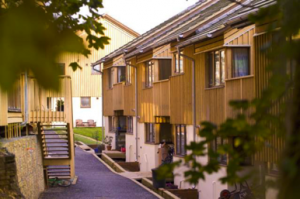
[[170, 45, 193, 125], [0, 89, 8, 126], [124, 58, 136, 116], [254, 33, 284, 164], [59, 16, 137, 98], [103, 61, 114, 116]]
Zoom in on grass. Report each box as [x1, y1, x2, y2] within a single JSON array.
[[73, 127, 103, 141], [74, 134, 99, 145]]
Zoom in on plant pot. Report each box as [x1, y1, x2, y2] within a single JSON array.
[[106, 145, 112, 151]]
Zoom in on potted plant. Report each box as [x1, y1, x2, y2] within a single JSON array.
[[56, 99, 64, 111], [103, 136, 113, 151]]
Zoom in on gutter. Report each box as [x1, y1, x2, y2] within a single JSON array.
[[178, 48, 196, 142]]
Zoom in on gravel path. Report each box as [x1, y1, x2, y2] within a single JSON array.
[[40, 147, 158, 199]]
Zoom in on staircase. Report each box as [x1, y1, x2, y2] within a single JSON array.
[[38, 123, 74, 179]]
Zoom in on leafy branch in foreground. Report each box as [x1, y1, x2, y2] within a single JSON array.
[[0, 0, 110, 91]]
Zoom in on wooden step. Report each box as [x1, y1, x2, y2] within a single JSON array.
[[42, 131, 68, 135], [44, 147, 69, 151], [47, 169, 70, 173], [43, 143, 68, 147], [47, 165, 70, 169], [43, 139, 68, 143], [44, 151, 69, 155], [48, 176, 71, 179], [42, 128, 67, 131], [43, 135, 68, 139], [45, 156, 69, 159], [48, 172, 70, 176]]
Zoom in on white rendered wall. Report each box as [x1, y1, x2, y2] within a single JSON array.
[[126, 117, 137, 162], [173, 125, 228, 199], [72, 97, 102, 127]]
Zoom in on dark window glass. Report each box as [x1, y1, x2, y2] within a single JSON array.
[[126, 64, 132, 84], [211, 137, 228, 165], [207, 50, 225, 87], [175, 125, 186, 156], [127, 117, 133, 134], [159, 60, 172, 80], [117, 67, 126, 83], [232, 48, 250, 77], [145, 123, 155, 143], [145, 61, 154, 88], [174, 52, 184, 73]]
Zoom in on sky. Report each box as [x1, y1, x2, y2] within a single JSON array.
[[81, 0, 200, 34]]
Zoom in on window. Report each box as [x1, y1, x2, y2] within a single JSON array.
[[211, 137, 228, 165], [232, 137, 252, 166], [145, 123, 155, 143], [57, 63, 65, 75], [92, 64, 101, 75], [175, 125, 186, 156], [127, 116, 133, 134], [80, 97, 91, 108], [207, 50, 225, 87], [117, 67, 125, 83], [8, 82, 21, 112], [145, 61, 154, 88], [108, 116, 114, 132], [232, 48, 250, 77], [174, 51, 184, 73], [126, 64, 132, 84], [108, 68, 114, 88], [158, 59, 172, 80]]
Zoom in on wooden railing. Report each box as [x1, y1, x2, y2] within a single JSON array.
[[153, 80, 170, 116], [112, 82, 124, 111], [225, 75, 255, 118], [29, 76, 72, 124]]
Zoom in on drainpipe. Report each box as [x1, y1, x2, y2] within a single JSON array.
[[23, 71, 28, 126], [126, 62, 139, 162], [178, 48, 196, 142]]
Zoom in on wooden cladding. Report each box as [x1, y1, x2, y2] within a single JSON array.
[[112, 83, 124, 111], [153, 80, 170, 117]]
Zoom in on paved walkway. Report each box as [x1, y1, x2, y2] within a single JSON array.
[[40, 148, 158, 199]]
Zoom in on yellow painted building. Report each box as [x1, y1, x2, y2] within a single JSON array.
[[59, 14, 139, 127]]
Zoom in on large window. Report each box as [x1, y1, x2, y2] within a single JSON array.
[[126, 64, 132, 84], [158, 59, 172, 80], [80, 97, 91, 108], [117, 67, 125, 83], [145, 61, 154, 88], [145, 123, 155, 143], [175, 125, 186, 156], [127, 116, 133, 134], [174, 51, 184, 73], [232, 48, 250, 77], [207, 50, 225, 87], [211, 137, 228, 165]]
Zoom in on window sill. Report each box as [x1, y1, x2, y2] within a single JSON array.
[[125, 83, 132, 87], [126, 132, 133, 135], [153, 79, 169, 84], [171, 72, 185, 78], [143, 86, 153, 90], [173, 154, 186, 158], [113, 82, 125, 86], [205, 85, 225, 90], [226, 75, 254, 82], [80, 107, 91, 109]]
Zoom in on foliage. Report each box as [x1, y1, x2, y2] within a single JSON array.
[[0, 0, 110, 91], [103, 136, 113, 146], [163, 0, 300, 198]]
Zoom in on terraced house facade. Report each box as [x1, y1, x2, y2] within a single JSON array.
[[96, 0, 279, 198]]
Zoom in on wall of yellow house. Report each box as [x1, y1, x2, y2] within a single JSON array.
[[59, 17, 138, 97]]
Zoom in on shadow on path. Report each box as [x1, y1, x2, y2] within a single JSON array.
[[40, 147, 158, 199]]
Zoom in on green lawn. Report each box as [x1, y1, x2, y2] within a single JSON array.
[[74, 134, 99, 145], [73, 127, 103, 141]]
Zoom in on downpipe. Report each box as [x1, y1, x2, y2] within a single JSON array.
[[178, 48, 196, 142]]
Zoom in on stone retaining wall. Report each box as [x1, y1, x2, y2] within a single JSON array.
[[1, 136, 45, 199]]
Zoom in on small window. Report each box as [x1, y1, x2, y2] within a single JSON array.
[[108, 68, 114, 89], [145, 123, 155, 143], [117, 67, 126, 83], [207, 50, 225, 87], [175, 125, 186, 156], [211, 137, 228, 165], [145, 61, 154, 88], [126, 64, 132, 84], [232, 48, 250, 77], [127, 116, 133, 134], [80, 97, 91, 108], [57, 63, 65, 75], [174, 51, 184, 73], [159, 59, 172, 80], [108, 116, 114, 132]]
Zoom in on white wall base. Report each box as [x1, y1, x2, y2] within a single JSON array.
[[104, 116, 116, 149], [72, 97, 102, 127]]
